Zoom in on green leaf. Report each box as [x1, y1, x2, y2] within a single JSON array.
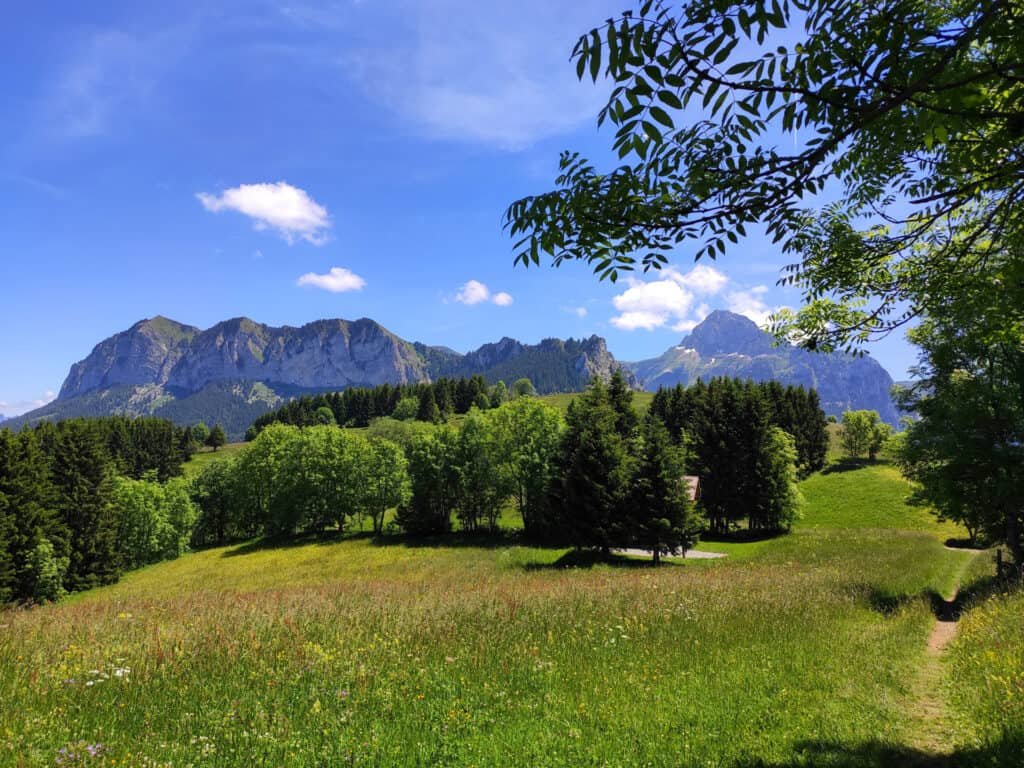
[[649, 106, 674, 129], [658, 90, 682, 109]]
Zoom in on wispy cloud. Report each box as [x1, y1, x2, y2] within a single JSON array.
[[296, 266, 366, 292], [0, 390, 56, 417], [40, 22, 194, 141], [320, 0, 614, 148], [198, 182, 331, 245], [454, 279, 513, 307]]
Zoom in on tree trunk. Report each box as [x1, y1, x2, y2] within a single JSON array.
[[1006, 512, 1023, 576]]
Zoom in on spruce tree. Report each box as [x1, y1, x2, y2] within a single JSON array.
[[607, 367, 638, 439], [549, 379, 630, 554], [0, 430, 66, 602], [416, 388, 441, 424], [51, 422, 119, 592], [206, 424, 227, 452], [627, 414, 697, 564], [0, 484, 13, 603]]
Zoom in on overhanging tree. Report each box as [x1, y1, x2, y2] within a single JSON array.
[[504, 0, 1024, 350]]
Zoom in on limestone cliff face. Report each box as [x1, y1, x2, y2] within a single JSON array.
[[164, 318, 428, 391], [626, 310, 900, 424], [59, 316, 428, 397], [59, 317, 199, 399]]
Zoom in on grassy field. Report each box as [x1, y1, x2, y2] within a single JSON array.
[[3, 454, 1012, 766], [181, 442, 247, 478]]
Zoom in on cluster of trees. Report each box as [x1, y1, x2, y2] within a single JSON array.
[[246, 377, 538, 438], [839, 411, 892, 461], [190, 424, 410, 545], [193, 372, 805, 563], [648, 378, 815, 534], [185, 422, 227, 452], [0, 417, 197, 604]]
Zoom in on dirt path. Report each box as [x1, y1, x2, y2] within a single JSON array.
[[905, 551, 980, 764], [615, 547, 727, 560]]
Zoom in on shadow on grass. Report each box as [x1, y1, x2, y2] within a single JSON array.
[[821, 458, 879, 475], [221, 528, 544, 558], [523, 548, 678, 571], [728, 734, 1024, 767], [221, 530, 357, 557], [943, 537, 987, 550], [370, 530, 527, 550], [699, 528, 787, 544], [866, 563, 1020, 620]]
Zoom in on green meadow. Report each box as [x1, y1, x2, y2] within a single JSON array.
[[1, 458, 1019, 766]]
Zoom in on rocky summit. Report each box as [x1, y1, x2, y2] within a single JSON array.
[[13, 316, 623, 438], [625, 310, 900, 424]]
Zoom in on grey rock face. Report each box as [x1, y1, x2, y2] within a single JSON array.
[[59, 317, 199, 399], [625, 310, 900, 424]]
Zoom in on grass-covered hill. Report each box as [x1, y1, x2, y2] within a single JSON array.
[[2, 453, 1018, 766]]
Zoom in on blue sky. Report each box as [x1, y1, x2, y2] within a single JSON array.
[[0, 0, 915, 415]]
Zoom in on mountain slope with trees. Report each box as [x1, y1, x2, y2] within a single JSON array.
[[626, 311, 899, 424]]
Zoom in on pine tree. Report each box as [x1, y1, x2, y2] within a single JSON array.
[[0, 430, 65, 602], [607, 368, 638, 439], [416, 388, 441, 424], [206, 424, 227, 452], [627, 415, 697, 564], [549, 379, 630, 554], [0, 484, 14, 603], [51, 422, 119, 592]]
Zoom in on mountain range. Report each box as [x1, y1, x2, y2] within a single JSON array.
[[625, 310, 899, 424], [6, 310, 900, 438]]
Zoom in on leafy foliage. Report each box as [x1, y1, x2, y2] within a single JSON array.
[[840, 410, 891, 460], [897, 269, 1024, 561], [505, 0, 1024, 351]]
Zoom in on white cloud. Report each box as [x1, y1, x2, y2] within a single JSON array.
[[670, 303, 711, 333], [455, 279, 491, 305], [611, 279, 695, 331], [672, 264, 729, 294], [726, 286, 781, 326], [610, 264, 730, 331], [297, 266, 366, 293], [564, 306, 588, 318], [610, 264, 783, 332], [0, 390, 56, 418], [454, 280, 513, 306], [198, 182, 331, 245], [335, 1, 613, 148]]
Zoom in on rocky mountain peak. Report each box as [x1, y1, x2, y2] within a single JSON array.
[[681, 310, 774, 357]]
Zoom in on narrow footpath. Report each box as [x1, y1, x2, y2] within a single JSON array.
[[905, 551, 981, 766]]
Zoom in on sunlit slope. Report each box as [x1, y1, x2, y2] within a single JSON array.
[[1, 456, 978, 766]]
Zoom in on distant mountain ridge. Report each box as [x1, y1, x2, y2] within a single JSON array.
[[10, 316, 623, 438], [625, 310, 900, 424], [8, 310, 900, 438]]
